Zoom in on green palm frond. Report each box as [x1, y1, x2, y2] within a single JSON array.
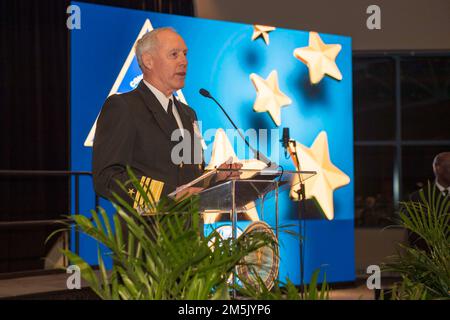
[[235, 268, 329, 300], [382, 182, 450, 300]]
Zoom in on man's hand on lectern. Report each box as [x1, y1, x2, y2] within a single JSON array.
[[174, 186, 204, 201], [216, 161, 243, 182]]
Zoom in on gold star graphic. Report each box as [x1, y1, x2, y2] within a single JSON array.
[[293, 31, 343, 84], [127, 188, 135, 197], [250, 70, 292, 127], [251, 25, 276, 45], [289, 131, 350, 220]]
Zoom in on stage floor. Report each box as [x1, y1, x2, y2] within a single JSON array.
[[0, 272, 377, 300]]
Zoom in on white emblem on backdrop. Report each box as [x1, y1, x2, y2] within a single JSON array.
[[130, 74, 143, 89]]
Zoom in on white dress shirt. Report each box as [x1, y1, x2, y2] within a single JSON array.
[[435, 180, 450, 196], [143, 80, 184, 137]]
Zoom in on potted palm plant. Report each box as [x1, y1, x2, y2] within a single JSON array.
[[382, 182, 450, 300]]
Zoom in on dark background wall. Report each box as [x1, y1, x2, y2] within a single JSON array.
[[194, 0, 450, 51]]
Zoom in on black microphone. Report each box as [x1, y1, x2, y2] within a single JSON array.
[[281, 127, 290, 157], [199, 88, 273, 168], [199, 88, 211, 98]]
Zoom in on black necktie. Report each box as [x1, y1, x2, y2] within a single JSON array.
[[166, 98, 178, 132]]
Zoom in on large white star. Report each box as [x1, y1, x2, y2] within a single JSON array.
[[250, 70, 292, 127], [293, 31, 343, 84], [203, 128, 266, 224], [289, 131, 350, 220], [251, 25, 276, 45]]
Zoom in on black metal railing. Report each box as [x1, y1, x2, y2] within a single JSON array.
[[0, 170, 99, 259]]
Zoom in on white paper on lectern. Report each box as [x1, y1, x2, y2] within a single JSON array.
[[167, 168, 217, 199]]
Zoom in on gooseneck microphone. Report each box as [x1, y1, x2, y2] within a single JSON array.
[[199, 88, 272, 168], [199, 88, 211, 98], [279, 126, 306, 291], [281, 127, 290, 158]]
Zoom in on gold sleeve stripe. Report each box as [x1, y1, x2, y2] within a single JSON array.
[[133, 176, 165, 212], [138, 176, 149, 208], [133, 176, 146, 209], [149, 179, 164, 204], [142, 176, 152, 207]]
